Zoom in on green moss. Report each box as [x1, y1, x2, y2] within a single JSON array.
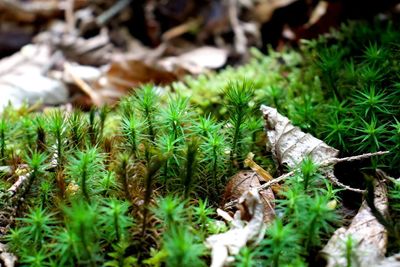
[[2, 18, 400, 266]]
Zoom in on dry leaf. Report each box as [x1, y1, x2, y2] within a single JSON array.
[[206, 188, 266, 267], [377, 253, 400, 267], [0, 243, 17, 267], [0, 44, 68, 112], [222, 170, 275, 224], [260, 105, 339, 169], [104, 58, 178, 92], [321, 179, 388, 267], [159, 46, 228, 74]]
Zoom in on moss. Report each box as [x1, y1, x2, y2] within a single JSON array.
[[2, 18, 400, 266]]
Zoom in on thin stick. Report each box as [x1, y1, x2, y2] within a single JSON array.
[[257, 171, 295, 190], [228, 0, 246, 54], [256, 151, 388, 192], [65, 0, 75, 34], [8, 173, 30, 196], [96, 0, 133, 26], [324, 170, 365, 193], [64, 62, 102, 106], [320, 151, 389, 166]]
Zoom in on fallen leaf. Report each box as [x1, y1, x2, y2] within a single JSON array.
[[321, 178, 388, 267], [159, 46, 228, 74], [0, 44, 68, 112], [222, 170, 275, 223], [104, 58, 178, 92], [207, 188, 266, 267], [377, 253, 400, 266], [0, 243, 17, 267], [260, 105, 339, 169]]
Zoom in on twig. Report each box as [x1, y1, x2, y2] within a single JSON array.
[[256, 151, 389, 192], [64, 62, 103, 106], [376, 169, 400, 184], [228, 0, 247, 54], [323, 170, 365, 193], [162, 18, 201, 41], [65, 0, 75, 34], [257, 171, 295, 191], [7, 173, 30, 197], [319, 151, 389, 166], [96, 0, 133, 26]]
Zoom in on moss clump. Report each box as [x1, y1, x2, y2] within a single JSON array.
[[1, 18, 399, 266]]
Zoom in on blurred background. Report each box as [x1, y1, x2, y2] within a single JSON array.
[[0, 0, 399, 110]]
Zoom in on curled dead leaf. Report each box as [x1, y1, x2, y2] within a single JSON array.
[[0, 44, 68, 112], [222, 170, 275, 224], [261, 105, 339, 169], [207, 188, 266, 267], [321, 178, 388, 267]]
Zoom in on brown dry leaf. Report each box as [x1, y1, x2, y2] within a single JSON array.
[[321, 179, 388, 267], [206, 188, 266, 267], [0, 44, 68, 112], [222, 170, 275, 224], [260, 105, 339, 169], [103, 58, 178, 92], [159, 46, 228, 74]]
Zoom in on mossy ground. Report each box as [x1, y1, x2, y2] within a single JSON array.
[[0, 19, 400, 266]]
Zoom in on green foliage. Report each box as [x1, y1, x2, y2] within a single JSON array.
[[100, 198, 134, 242], [225, 80, 255, 171], [276, 164, 339, 256], [235, 246, 260, 267], [62, 200, 101, 266], [163, 227, 205, 267], [68, 111, 86, 149], [161, 95, 192, 141], [3, 18, 400, 267], [104, 240, 138, 267], [153, 195, 186, 228], [135, 84, 159, 142], [22, 151, 48, 199], [182, 138, 199, 198], [259, 219, 302, 267], [121, 114, 144, 158], [66, 148, 105, 203], [47, 111, 66, 169], [0, 118, 9, 164]]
